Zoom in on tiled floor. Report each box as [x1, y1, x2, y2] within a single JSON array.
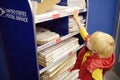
[[104, 70, 120, 80]]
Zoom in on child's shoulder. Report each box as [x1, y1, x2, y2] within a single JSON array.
[[87, 54, 115, 72]]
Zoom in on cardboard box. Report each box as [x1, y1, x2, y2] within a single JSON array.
[[36, 0, 61, 14]]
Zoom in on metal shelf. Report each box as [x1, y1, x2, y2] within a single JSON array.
[[35, 5, 86, 23], [37, 31, 79, 52]]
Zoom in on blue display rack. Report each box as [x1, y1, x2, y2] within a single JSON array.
[[0, 0, 39, 80]]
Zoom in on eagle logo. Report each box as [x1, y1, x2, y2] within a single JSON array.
[[0, 8, 5, 16]]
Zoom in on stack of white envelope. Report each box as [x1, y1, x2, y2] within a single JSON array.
[[36, 27, 60, 45], [68, 0, 86, 10], [62, 69, 79, 80], [69, 16, 83, 32], [37, 37, 79, 67], [40, 53, 77, 80]]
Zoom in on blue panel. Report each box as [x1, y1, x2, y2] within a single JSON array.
[[37, 0, 41, 3], [0, 0, 39, 80], [37, 17, 68, 36], [50, 17, 68, 36], [39, 65, 44, 70], [58, 0, 67, 6], [87, 0, 118, 36], [0, 35, 9, 80]]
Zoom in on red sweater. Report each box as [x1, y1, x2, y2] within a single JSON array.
[[71, 46, 115, 80]]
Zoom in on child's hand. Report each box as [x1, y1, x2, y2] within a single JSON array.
[[68, 67, 73, 73], [73, 9, 79, 20]]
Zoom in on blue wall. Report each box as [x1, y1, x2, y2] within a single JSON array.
[[87, 0, 118, 37]]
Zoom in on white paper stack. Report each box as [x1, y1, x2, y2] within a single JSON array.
[[69, 16, 83, 32], [36, 27, 60, 45], [62, 70, 79, 80], [37, 37, 79, 67], [40, 53, 77, 80], [68, 0, 86, 10]]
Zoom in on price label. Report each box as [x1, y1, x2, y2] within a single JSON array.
[[67, 66, 72, 72], [68, 51, 72, 56], [56, 38, 61, 43], [52, 13, 60, 19], [67, 67, 71, 72]]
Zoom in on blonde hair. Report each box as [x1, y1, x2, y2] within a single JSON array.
[[89, 31, 115, 57]]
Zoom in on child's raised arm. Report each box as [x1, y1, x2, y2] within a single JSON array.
[[73, 9, 88, 41]]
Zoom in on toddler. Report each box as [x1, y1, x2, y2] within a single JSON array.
[[70, 10, 115, 80]]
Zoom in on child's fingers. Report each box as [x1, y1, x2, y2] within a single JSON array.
[[73, 9, 79, 19], [74, 9, 79, 16]]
